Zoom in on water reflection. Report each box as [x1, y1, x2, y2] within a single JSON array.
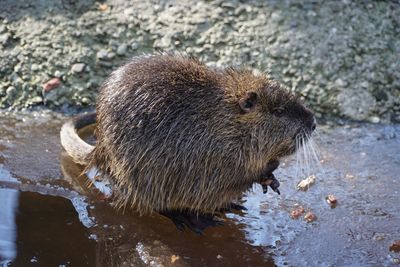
[[0, 188, 19, 265], [0, 166, 19, 265], [0, 187, 97, 266], [11, 192, 96, 266]]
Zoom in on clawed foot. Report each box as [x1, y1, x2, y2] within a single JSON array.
[[260, 174, 281, 195], [259, 159, 281, 195], [160, 210, 223, 234], [218, 202, 247, 213]]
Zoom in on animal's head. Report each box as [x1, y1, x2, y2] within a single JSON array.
[[224, 70, 316, 160]]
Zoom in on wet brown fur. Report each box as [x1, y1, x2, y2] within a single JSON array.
[[83, 54, 314, 214]]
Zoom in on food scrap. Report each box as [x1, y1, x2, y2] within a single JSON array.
[[304, 211, 317, 223], [290, 206, 305, 219], [98, 3, 109, 11], [171, 255, 181, 263], [326, 194, 338, 208], [297, 175, 316, 191], [42, 77, 61, 92], [390, 240, 400, 253]]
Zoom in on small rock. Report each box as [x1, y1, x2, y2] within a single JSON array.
[[334, 78, 347, 88], [355, 56, 363, 64], [54, 70, 63, 78], [131, 42, 139, 50], [13, 64, 22, 73], [30, 96, 43, 104], [360, 81, 369, 88], [216, 254, 223, 260], [0, 33, 10, 45], [156, 33, 173, 48], [116, 44, 127, 56], [369, 116, 380, 123], [107, 52, 116, 59], [31, 64, 39, 71], [267, 36, 276, 44], [71, 63, 85, 73], [97, 49, 109, 60], [302, 74, 311, 82], [6, 86, 16, 96], [81, 97, 90, 104]]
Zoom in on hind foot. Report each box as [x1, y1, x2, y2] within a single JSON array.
[[160, 210, 223, 235], [218, 202, 247, 213]]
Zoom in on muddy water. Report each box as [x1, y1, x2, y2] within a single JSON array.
[[0, 111, 399, 266]]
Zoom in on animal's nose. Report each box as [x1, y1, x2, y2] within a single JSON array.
[[311, 117, 317, 131]]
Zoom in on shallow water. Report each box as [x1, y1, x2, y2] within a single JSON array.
[[0, 111, 399, 266]]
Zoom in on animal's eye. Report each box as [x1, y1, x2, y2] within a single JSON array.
[[239, 92, 258, 113], [273, 107, 285, 116]]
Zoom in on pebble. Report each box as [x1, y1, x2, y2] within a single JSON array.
[[97, 49, 109, 60], [31, 64, 39, 71], [0, 33, 10, 45], [131, 42, 139, 50], [30, 96, 43, 103], [116, 44, 127, 55], [6, 86, 16, 96], [71, 63, 85, 73], [54, 70, 63, 78], [334, 78, 347, 88], [369, 116, 380, 124], [107, 52, 116, 59]]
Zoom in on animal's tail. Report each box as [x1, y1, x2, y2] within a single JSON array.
[[60, 112, 96, 165]]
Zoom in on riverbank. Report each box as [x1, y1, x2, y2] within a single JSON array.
[[0, 0, 399, 122]]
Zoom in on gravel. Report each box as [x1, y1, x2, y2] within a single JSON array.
[[0, 0, 399, 122]]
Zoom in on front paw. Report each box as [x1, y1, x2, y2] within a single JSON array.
[[260, 174, 281, 195]]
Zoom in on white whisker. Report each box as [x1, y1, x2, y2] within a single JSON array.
[[293, 130, 323, 182]]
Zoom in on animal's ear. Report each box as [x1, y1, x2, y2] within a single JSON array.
[[239, 92, 258, 113]]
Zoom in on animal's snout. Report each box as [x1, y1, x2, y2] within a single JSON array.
[[311, 117, 317, 132]]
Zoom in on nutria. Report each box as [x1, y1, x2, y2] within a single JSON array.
[[60, 54, 316, 232]]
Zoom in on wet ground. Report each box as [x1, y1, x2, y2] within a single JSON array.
[[0, 111, 399, 266]]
